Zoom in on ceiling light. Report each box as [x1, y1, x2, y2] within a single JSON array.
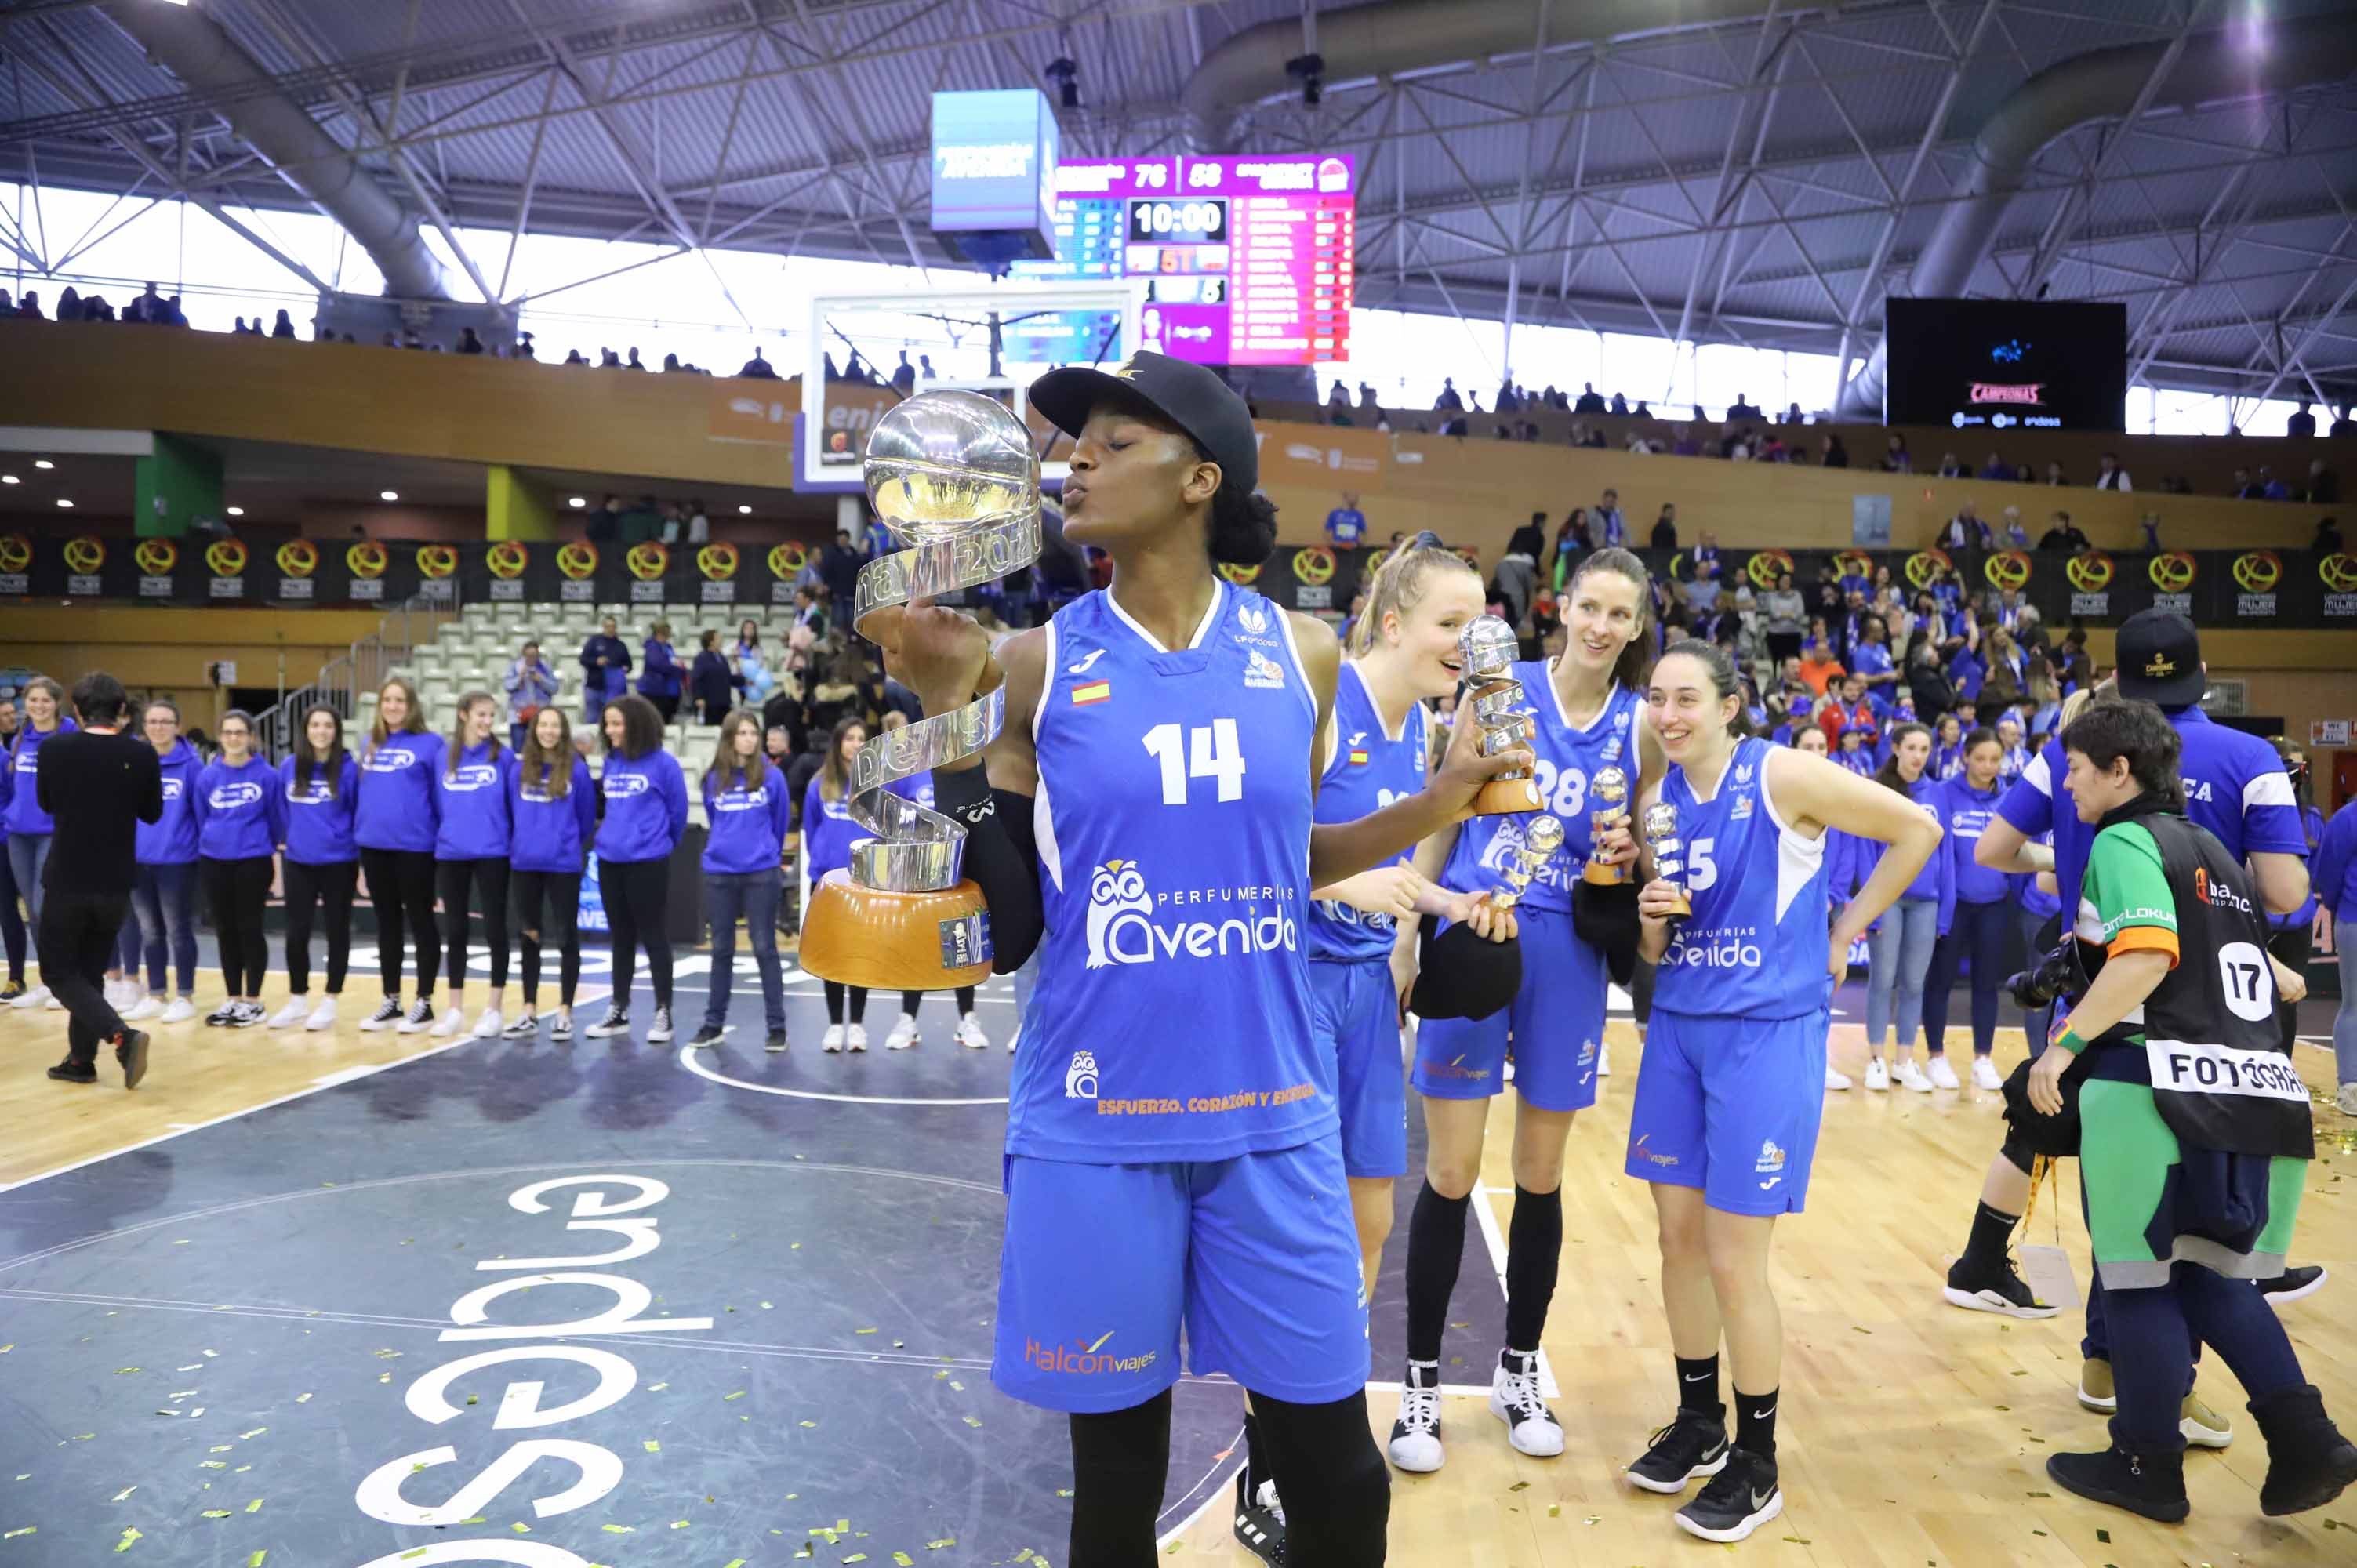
[[55, 498, 73, 509], [568, 496, 586, 509], [227, 506, 245, 517], [380, 490, 399, 502], [738, 504, 753, 514], [0, 475, 16, 485], [33, 459, 54, 470]]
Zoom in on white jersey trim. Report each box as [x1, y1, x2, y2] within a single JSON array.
[[2243, 771, 2295, 809], [1273, 602, 1318, 723], [1541, 662, 1622, 735], [1033, 764, 1064, 895], [2021, 750, 2054, 799], [1755, 743, 1827, 922], [1032, 616, 1059, 746], [1106, 578, 1224, 655]]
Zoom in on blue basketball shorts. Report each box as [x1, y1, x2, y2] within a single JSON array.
[[992, 1134, 1370, 1414], [1309, 958, 1408, 1179], [1410, 903, 1606, 1113], [1624, 1006, 1828, 1216]]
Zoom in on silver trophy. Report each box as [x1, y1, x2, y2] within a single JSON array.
[[1583, 765, 1631, 885], [798, 390, 1042, 989], [1642, 800, 1692, 920], [1488, 815, 1566, 910], [1458, 613, 1540, 813]]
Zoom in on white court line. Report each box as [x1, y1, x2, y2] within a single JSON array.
[[1470, 1182, 1562, 1402], [675, 1042, 1011, 1106], [1156, 1421, 1245, 1546]]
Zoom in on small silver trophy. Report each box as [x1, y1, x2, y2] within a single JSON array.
[[1458, 614, 1540, 814], [1489, 815, 1565, 911], [1582, 766, 1630, 885], [1641, 800, 1692, 920]]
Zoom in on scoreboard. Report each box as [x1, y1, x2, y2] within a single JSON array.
[[1009, 154, 1356, 367]]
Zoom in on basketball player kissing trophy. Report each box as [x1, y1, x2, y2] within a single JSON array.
[[797, 390, 1041, 989]]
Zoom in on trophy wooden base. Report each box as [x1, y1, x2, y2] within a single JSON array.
[[798, 871, 995, 990], [1471, 776, 1543, 815], [1663, 888, 1692, 916], [1580, 860, 1627, 886]]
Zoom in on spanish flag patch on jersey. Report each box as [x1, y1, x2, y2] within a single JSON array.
[[1073, 680, 1112, 706], [1348, 748, 1370, 765]]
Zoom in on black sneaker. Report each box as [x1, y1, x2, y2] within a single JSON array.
[[116, 1030, 151, 1090], [686, 1022, 728, 1048], [1231, 1468, 1286, 1566], [2046, 1444, 2188, 1523], [764, 1029, 789, 1053], [47, 1058, 96, 1084], [203, 1001, 240, 1027], [1674, 1446, 1784, 1542], [586, 1006, 632, 1039], [1943, 1252, 2061, 1319], [647, 1006, 674, 1044], [0, 978, 24, 1002], [358, 996, 405, 1032], [2258, 1264, 2328, 1308], [1626, 1408, 1730, 1494]]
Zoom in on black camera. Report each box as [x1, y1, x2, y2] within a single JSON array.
[[2005, 938, 2083, 1011]]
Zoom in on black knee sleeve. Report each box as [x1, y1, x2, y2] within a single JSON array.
[[1248, 1389, 1389, 1568], [1404, 1180, 1471, 1364], [1998, 1134, 2035, 1177], [1505, 1184, 1563, 1353], [1066, 1389, 1171, 1568]]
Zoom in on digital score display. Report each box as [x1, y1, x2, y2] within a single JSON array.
[[1012, 154, 1355, 367], [1883, 297, 2127, 433]]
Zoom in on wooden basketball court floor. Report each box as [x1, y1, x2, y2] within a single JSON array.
[[1, 943, 2349, 1567]]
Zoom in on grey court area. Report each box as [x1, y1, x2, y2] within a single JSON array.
[[0, 945, 1515, 1566]]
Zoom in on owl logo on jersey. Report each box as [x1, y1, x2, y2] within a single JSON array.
[[1244, 649, 1287, 689], [1085, 859, 1153, 969], [1065, 1051, 1100, 1099]]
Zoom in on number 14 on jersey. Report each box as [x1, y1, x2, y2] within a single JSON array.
[[1144, 720, 1246, 805]]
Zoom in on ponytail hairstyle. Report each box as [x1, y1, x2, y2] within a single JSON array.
[[1656, 637, 1749, 739], [1872, 721, 1934, 797], [294, 704, 347, 798], [1349, 531, 1480, 656], [446, 691, 505, 778], [1568, 546, 1656, 692]]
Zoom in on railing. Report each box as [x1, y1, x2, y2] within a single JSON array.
[[254, 590, 458, 757]]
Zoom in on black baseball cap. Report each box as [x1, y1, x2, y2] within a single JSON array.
[[2114, 608, 2203, 708], [1410, 916, 1522, 1022], [1029, 351, 1258, 494]]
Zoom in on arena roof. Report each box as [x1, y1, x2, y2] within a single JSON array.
[[2, 0, 2352, 402]]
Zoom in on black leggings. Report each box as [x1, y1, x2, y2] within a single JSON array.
[[900, 985, 978, 1015], [282, 858, 357, 995], [437, 857, 511, 991], [513, 869, 583, 1008], [825, 982, 867, 1024], [361, 847, 440, 999], [200, 854, 274, 996], [602, 856, 672, 1008]]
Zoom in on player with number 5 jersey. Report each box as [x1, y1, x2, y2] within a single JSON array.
[[1623, 639, 1942, 1544], [884, 352, 1533, 1568]]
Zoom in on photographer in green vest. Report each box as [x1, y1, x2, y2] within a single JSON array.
[[2023, 697, 2355, 1524]]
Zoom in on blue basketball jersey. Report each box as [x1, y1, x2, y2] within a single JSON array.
[[1654, 737, 1831, 1021], [1439, 664, 1643, 912], [1307, 660, 1429, 964], [1015, 583, 1331, 1164]]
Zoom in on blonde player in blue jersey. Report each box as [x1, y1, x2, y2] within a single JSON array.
[[1384, 545, 1660, 1475], [888, 352, 1531, 1568], [1624, 639, 1941, 1543]]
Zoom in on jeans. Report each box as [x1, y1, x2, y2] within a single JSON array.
[[2337, 920, 2357, 1089], [39, 887, 130, 1067], [1866, 895, 1940, 1049], [8, 833, 52, 968], [127, 862, 200, 996], [513, 869, 583, 1009], [201, 855, 274, 996], [703, 869, 783, 1032], [1923, 898, 2009, 1056]]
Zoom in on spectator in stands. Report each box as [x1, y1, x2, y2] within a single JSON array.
[[738, 347, 779, 379], [684, 498, 710, 544], [2261, 465, 2291, 501], [585, 493, 621, 543], [1818, 433, 1849, 469], [2036, 510, 2088, 552], [623, 347, 647, 371], [2288, 399, 2318, 438], [1997, 505, 2028, 549], [1819, 674, 1876, 746], [1850, 614, 1900, 697], [1727, 392, 1763, 421], [1941, 499, 1991, 551], [2303, 459, 2337, 504], [515, 332, 536, 360], [2316, 515, 2344, 555], [790, 583, 830, 644], [2037, 460, 2063, 486], [1683, 557, 1722, 615], [819, 528, 863, 612], [1593, 487, 1626, 547], [1433, 378, 1464, 412], [1324, 494, 1367, 548], [893, 352, 916, 397], [1778, 401, 1802, 424], [1608, 391, 1629, 416], [564, 349, 589, 365], [692, 630, 737, 724], [271, 309, 296, 339], [579, 615, 631, 724], [13, 290, 40, 319], [503, 640, 558, 750], [637, 621, 684, 723], [1650, 503, 1678, 552], [1761, 572, 1805, 664], [804, 644, 870, 739], [0, 696, 16, 745], [1935, 452, 1966, 478], [1797, 634, 1843, 698], [2233, 466, 2261, 499], [1548, 509, 1591, 590], [2094, 451, 2131, 491], [1974, 450, 2006, 481], [456, 327, 485, 356], [1573, 382, 1607, 414], [1879, 434, 1911, 472]]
